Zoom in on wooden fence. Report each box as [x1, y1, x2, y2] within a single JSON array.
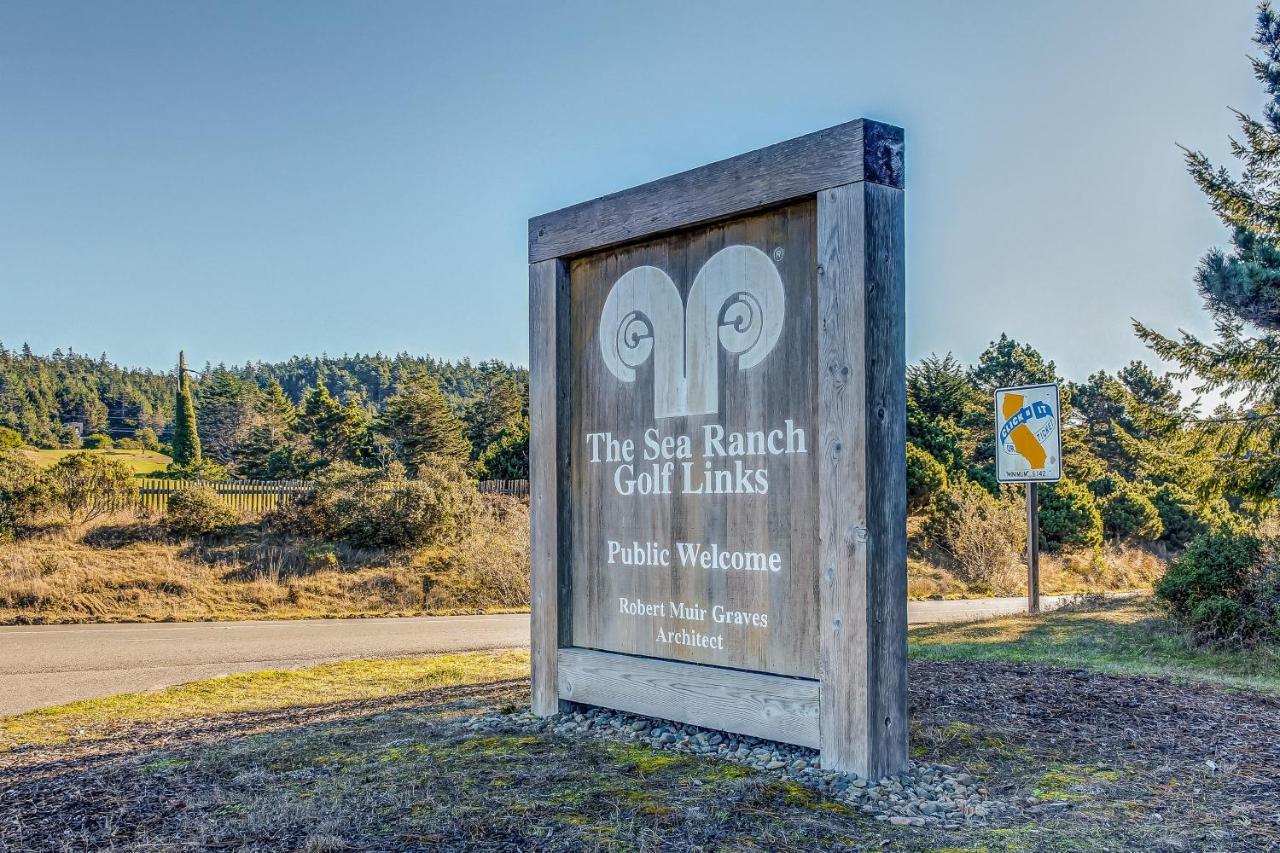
[[137, 479, 312, 513], [478, 478, 529, 497], [137, 477, 529, 512]]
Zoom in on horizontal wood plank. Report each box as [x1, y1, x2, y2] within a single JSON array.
[[529, 118, 903, 263], [557, 648, 819, 748]]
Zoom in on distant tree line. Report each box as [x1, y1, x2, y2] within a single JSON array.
[[0, 345, 173, 447], [0, 348, 529, 480]]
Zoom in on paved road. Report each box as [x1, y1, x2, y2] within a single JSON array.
[[907, 593, 1071, 624], [0, 596, 1070, 717], [0, 614, 531, 717]]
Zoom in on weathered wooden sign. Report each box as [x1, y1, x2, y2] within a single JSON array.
[[529, 119, 907, 777]]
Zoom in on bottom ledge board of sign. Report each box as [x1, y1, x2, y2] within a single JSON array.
[[556, 647, 819, 749]]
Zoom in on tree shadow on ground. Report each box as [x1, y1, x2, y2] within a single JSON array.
[[78, 520, 169, 549], [165, 530, 399, 583]]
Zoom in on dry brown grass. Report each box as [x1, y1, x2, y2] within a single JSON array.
[[1, 499, 1164, 623], [0, 497, 530, 625], [906, 513, 1167, 600], [1039, 544, 1165, 594], [905, 558, 972, 599], [415, 495, 529, 611]]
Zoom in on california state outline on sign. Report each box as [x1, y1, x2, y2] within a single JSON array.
[[994, 383, 1062, 483]]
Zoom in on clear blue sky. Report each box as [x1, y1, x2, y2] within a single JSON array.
[[0, 1, 1260, 379]]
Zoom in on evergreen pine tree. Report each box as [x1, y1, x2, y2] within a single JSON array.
[[298, 385, 350, 465], [341, 397, 375, 462], [379, 377, 472, 476], [476, 419, 529, 479], [239, 379, 300, 478], [969, 334, 1058, 393], [907, 353, 982, 422], [195, 369, 256, 467], [171, 351, 202, 467], [465, 368, 526, 456], [1135, 2, 1280, 497], [260, 379, 297, 434]]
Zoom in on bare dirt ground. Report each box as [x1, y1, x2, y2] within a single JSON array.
[[2, 659, 1277, 851]]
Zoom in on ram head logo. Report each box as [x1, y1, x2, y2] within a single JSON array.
[[599, 244, 785, 418]]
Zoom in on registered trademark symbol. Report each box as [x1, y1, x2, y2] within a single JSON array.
[[772, 247, 784, 262]]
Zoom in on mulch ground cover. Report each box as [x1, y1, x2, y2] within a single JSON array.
[[2, 660, 1277, 851]]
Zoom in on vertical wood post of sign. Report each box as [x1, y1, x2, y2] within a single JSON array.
[[529, 118, 908, 779], [529, 257, 571, 715], [1026, 483, 1041, 615], [817, 179, 908, 778]]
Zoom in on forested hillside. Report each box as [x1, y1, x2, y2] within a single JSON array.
[[0, 346, 529, 479], [0, 345, 174, 447]]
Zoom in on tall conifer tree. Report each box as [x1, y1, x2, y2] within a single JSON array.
[[171, 351, 202, 467], [1135, 3, 1280, 497], [379, 377, 471, 475]]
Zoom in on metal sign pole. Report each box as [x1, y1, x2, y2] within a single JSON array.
[[1026, 482, 1040, 615]]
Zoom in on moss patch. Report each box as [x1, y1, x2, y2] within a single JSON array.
[[1032, 765, 1121, 803]]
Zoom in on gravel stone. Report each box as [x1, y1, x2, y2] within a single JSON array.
[[462, 705, 1019, 828]]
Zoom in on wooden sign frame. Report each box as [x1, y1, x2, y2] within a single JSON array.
[[528, 118, 907, 777]]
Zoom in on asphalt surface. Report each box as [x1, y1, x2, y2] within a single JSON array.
[[0, 595, 1070, 716]]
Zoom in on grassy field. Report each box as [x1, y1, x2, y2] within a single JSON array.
[[4, 607, 1277, 851], [5, 597, 1270, 754], [910, 595, 1280, 694], [0, 650, 530, 752], [17, 447, 172, 476]]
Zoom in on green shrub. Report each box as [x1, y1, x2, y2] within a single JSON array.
[[82, 433, 114, 450], [476, 423, 529, 480], [1154, 528, 1277, 642], [133, 427, 161, 451], [1038, 478, 1103, 550], [166, 486, 239, 536], [274, 458, 481, 549], [1150, 483, 1211, 549], [0, 426, 23, 449], [907, 402, 966, 474], [1091, 476, 1163, 542], [42, 452, 138, 524], [164, 459, 230, 481], [0, 450, 50, 540], [906, 442, 947, 513], [115, 438, 143, 451], [1155, 529, 1260, 612]]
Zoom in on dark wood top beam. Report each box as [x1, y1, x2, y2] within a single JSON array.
[[528, 118, 903, 263]]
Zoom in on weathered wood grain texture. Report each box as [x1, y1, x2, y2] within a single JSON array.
[[816, 181, 907, 777], [530, 119, 903, 263], [863, 181, 908, 776], [816, 183, 870, 772], [530, 257, 570, 716], [558, 648, 820, 747], [566, 201, 818, 678]]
